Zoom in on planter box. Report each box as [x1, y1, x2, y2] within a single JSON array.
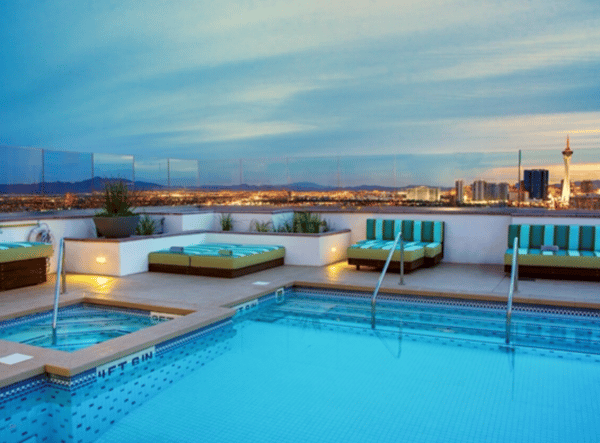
[[64, 230, 351, 277]]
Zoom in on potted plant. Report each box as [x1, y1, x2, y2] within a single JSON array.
[[93, 181, 140, 238]]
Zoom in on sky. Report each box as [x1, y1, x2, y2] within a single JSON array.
[[1, 0, 600, 185]]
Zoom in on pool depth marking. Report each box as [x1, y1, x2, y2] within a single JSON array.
[[96, 346, 155, 378]]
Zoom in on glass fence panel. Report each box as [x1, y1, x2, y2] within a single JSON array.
[[198, 159, 240, 188], [0, 146, 43, 194], [339, 155, 395, 188], [93, 153, 134, 190], [287, 157, 339, 189], [43, 150, 93, 194], [241, 158, 288, 187], [134, 158, 169, 189], [168, 159, 199, 189]]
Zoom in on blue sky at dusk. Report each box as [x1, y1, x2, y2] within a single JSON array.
[[1, 0, 599, 185]]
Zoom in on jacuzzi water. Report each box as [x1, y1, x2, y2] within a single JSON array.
[[1, 287, 600, 442], [0, 303, 174, 352]]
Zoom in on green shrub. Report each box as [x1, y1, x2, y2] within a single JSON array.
[[96, 181, 135, 217], [293, 212, 329, 233], [250, 219, 273, 232], [136, 214, 157, 235], [219, 213, 234, 231]]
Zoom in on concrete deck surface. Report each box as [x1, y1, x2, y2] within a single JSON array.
[[1, 262, 599, 387]]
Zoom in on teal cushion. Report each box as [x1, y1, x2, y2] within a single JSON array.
[[402, 220, 414, 242], [508, 225, 519, 248], [555, 225, 569, 249], [422, 221, 434, 242], [568, 226, 580, 250], [374, 219, 383, 240], [519, 225, 530, 249], [433, 222, 443, 242], [366, 219, 376, 240], [413, 221, 422, 242], [529, 225, 544, 249], [543, 225, 555, 246], [580, 226, 594, 251], [382, 220, 395, 241]]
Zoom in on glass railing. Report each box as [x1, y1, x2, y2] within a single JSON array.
[[1, 144, 599, 209]]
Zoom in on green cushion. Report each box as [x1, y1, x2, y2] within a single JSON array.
[[0, 242, 53, 263], [580, 226, 594, 251], [596, 227, 600, 252], [424, 242, 442, 258], [348, 243, 424, 263]]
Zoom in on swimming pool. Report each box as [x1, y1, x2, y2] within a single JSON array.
[[0, 303, 176, 352], [1, 287, 600, 442]]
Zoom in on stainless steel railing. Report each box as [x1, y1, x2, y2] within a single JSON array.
[[51, 238, 67, 343], [371, 230, 404, 329], [505, 236, 519, 344]]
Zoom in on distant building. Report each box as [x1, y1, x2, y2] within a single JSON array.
[[580, 180, 595, 194], [406, 186, 440, 202], [523, 169, 549, 200], [455, 180, 464, 203], [562, 136, 573, 204], [472, 180, 486, 201]]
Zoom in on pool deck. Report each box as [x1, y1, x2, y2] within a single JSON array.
[[1, 262, 599, 388]]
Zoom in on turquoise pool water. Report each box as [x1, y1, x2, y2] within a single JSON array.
[[1, 288, 600, 442], [0, 304, 173, 351]]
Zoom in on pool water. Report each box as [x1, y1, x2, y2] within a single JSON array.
[[1, 288, 600, 442], [0, 303, 174, 352]]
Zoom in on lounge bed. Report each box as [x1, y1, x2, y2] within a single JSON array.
[[504, 224, 600, 280], [148, 243, 285, 278], [347, 219, 444, 272], [0, 242, 53, 291]]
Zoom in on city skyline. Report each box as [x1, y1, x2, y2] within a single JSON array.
[[1, 0, 600, 174]]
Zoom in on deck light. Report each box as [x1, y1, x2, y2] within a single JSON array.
[[96, 256, 107, 264]]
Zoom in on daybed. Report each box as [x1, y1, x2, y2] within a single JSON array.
[[347, 219, 444, 273], [0, 242, 53, 291], [148, 243, 285, 278], [504, 224, 600, 280]]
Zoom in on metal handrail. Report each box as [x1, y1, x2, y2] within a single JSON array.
[[52, 238, 66, 342], [506, 236, 519, 344], [371, 230, 403, 329]]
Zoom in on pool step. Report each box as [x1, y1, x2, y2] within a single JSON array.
[[255, 297, 600, 354]]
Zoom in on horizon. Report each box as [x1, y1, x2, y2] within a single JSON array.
[[1, 0, 599, 180]]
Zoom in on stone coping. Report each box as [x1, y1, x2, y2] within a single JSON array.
[[64, 228, 351, 243], [2, 205, 600, 223]]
